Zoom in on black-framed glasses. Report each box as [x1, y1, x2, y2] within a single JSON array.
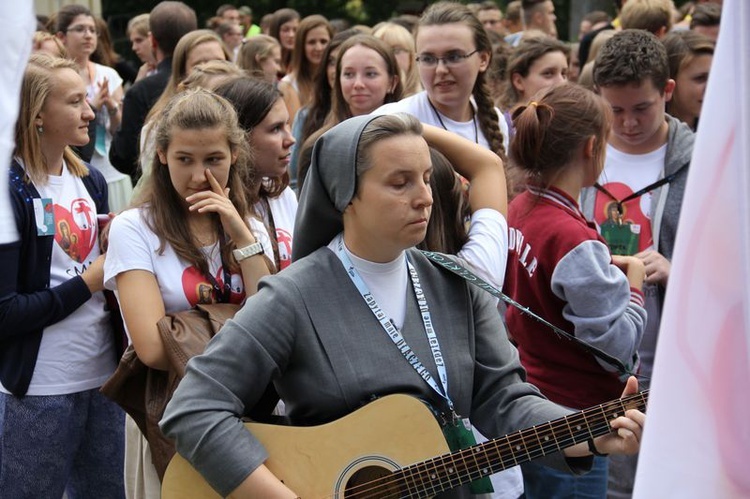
[[67, 25, 99, 35], [415, 50, 478, 68]]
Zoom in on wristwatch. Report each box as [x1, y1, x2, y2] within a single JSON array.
[[232, 241, 264, 262]]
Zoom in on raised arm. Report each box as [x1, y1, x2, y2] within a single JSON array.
[[421, 123, 507, 216]]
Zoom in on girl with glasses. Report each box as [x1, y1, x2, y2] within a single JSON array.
[[375, 2, 510, 191]]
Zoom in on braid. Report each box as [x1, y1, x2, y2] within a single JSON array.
[[473, 73, 522, 197], [473, 75, 506, 161]]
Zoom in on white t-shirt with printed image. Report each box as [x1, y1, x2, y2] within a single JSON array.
[[593, 142, 667, 384], [2, 165, 116, 395], [255, 186, 298, 271], [104, 207, 274, 338]]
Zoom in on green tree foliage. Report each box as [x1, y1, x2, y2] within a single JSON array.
[[102, 0, 411, 27]]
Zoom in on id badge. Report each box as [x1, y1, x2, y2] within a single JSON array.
[[33, 198, 55, 236], [601, 222, 640, 256], [442, 416, 494, 494]]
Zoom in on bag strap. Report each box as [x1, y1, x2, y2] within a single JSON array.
[[421, 251, 640, 379]]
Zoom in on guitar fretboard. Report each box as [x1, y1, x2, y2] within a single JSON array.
[[348, 391, 648, 498]]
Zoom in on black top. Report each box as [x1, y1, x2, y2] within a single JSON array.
[[109, 57, 172, 182]]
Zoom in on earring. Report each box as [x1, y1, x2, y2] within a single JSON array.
[[36, 125, 43, 134]]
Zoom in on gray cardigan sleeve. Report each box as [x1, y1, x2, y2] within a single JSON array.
[[160, 274, 299, 496]]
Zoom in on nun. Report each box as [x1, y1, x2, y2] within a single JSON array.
[[161, 113, 645, 498]]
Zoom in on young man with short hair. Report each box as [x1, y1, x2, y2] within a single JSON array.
[[503, 0, 524, 35], [505, 0, 557, 45], [619, 0, 675, 37], [691, 2, 722, 40], [476, 1, 505, 34], [582, 29, 695, 499]]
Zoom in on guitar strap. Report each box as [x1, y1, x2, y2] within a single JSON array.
[[334, 236, 493, 493], [421, 251, 641, 381]]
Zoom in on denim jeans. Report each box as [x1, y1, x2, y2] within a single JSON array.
[[521, 455, 608, 499]]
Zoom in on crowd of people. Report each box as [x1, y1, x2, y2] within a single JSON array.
[[0, 0, 723, 497]]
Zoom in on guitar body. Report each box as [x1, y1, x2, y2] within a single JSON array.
[[162, 394, 450, 498], [163, 389, 649, 498]]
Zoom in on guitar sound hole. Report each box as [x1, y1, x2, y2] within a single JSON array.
[[345, 466, 402, 499]]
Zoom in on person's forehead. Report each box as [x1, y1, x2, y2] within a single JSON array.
[[479, 9, 502, 19], [599, 80, 663, 103]]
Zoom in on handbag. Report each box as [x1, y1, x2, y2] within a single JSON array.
[[101, 303, 240, 479]]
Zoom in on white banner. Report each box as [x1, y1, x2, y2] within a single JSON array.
[[0, 1, 35, 244], [632, 0, 750, 497]]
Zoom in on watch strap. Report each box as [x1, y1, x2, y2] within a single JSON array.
[[232, 241, 264, 262]]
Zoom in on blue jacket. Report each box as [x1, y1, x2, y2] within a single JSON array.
[[0, 160, 109, 396]]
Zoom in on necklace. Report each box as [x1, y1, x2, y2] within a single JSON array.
[[427, 98, 478, 144]]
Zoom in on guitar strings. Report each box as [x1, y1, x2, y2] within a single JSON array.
[[336, 392, 646, 498], [338, 419, 613, 499]]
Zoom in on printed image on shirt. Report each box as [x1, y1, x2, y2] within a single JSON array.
[[54, 198, 97, 263], [276, 228, 293, 270], [181, 265, 245, 306], [594, 182, 653, 255]]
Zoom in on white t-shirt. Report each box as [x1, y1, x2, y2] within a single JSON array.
[[104, 207, 274, 332], [373, 91, 511, 154], [280, 74, 299, 92], [88, 63, 132, 212], [597, 143, 666, 228], [594, 142, 666, 385], [255, 186, 298, 271], [2, 165, 115, 395]]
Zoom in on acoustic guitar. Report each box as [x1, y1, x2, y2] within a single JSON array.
[[162, 390, 648, 498]]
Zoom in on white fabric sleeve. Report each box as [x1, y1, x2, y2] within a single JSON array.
[[457, 208, 508, 289], [103, 209, 156, 291], [550, 239, 646, 372], [247, 216, 274, 263]]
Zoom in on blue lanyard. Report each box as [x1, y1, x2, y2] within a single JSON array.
[[334, 235, 454, 413]]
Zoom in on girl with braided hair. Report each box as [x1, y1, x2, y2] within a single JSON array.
[[375, 1, 510, 190]]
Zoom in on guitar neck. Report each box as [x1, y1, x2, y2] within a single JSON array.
[[389, 391, 648, 497]]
